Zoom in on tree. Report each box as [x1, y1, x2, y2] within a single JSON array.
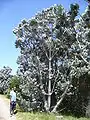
[[13, 4, 90, 113], [0, 66, 12, 93]]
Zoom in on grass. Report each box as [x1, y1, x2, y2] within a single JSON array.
[[16, 112, 56, 120], [16, 112, 90, 120], [63, 115, 90, 120]]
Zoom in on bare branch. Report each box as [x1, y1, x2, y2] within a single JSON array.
[[79, 53, 90, 65]]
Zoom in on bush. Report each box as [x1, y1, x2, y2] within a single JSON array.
[[9, 75, 20, 91], [6, 88, 10, 98]]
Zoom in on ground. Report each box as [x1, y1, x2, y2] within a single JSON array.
[[0, 95, 16, 120], [0, 94, 90, 120]]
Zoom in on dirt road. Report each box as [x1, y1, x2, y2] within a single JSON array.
[[0, 95, 16, 120]]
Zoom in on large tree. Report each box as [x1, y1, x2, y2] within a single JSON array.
[[13, 3, 90, 113]]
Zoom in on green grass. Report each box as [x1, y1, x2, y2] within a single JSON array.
[[64, 115, 90, 120], [16, 112, 56, 120], [16, 112, 90, 120]]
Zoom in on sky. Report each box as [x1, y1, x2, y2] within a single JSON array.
[[0, 0, 88, 74]]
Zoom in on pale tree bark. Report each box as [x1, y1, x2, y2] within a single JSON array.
[[51, 82, 71, 113], [36, 55, 52, 111], [48, 50, 52, 111]]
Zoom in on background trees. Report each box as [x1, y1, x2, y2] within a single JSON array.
[[0, 66, 12, 94], [13, 3, 90, 115]]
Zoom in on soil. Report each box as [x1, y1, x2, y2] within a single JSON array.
[[0, 95, 16, 120]]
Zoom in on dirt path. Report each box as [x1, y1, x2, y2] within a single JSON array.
[[0, 95, 16, 120]]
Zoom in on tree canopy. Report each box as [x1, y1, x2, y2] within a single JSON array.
[[13, 3, 90, 114]]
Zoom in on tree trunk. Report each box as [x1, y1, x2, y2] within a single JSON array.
[[51, 83, 70, 113], [47, 58, 52, 110], [47, 44, 52, 111]]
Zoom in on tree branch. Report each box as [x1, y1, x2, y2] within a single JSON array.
[[51, 81, 71, 113], [36, 56, 52, 96]]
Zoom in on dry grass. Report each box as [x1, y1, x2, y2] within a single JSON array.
[[16, 112, 56, 120], [16, 112, 90, 120]]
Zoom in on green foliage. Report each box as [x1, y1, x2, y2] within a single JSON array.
[[6, 76, 20, 98], [16, 103, 25, 112], [30, 19, 37, 26], [9, 75, 20, 91], [6, 88, 10, 98], [15, 40, 22, 48], [6, 76, 20, 99], [70, 3, 79, 19], [57, 5, 64, 16]]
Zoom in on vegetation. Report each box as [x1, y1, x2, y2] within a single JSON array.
[[13, 2, 90, 116], [0, 66, 12, 94], [6, 75, 20, 98], [9, 75, 20, 90], [1, 94, 90, 120], [16, 112, 55, 120], [0, 1, 90, 119], [16, 112, 90, 120]]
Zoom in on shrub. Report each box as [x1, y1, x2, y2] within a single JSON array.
[[9, 75, 20, 91]]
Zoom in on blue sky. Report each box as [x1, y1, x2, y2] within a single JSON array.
[[0, 0, 88, 74]]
